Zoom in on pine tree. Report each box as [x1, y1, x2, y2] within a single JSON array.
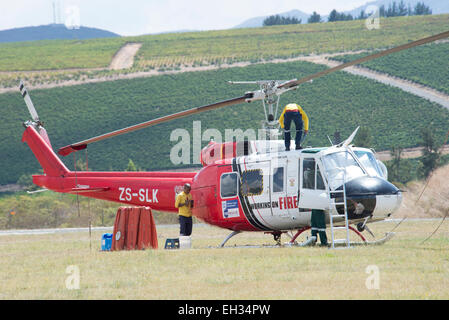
[[398, 0, 408, 16], [353, 127, 372, 148], [414, 2, 432, 15], [308, 11, 322, 23], [358, 10, 367, 20], [126, 159, 137, 172], [389, 146, 403, 182], [75, 159, 88, 171], [327, 9, 353, 22], [419, 128, 440, 179], [263, 15, 301, 26], [328, 9, 338, 22]]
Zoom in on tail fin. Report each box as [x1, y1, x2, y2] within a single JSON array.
[[19, 81, 68, 177], [22, 125, 69, 177]]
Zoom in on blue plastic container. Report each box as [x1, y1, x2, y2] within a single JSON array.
[[101, 233, 113, 251]]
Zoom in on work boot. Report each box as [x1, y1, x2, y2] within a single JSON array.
[[296, 145, 303, 150]]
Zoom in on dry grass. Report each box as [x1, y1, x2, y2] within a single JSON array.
[[0, 220, 448, 300], [396, 164, 449, 218]]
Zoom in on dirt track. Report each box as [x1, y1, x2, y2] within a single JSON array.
[[109, 43, 142, 70], [375, 145, 449, 161], [299, 55, 449, 110]]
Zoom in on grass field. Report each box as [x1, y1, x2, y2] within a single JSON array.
[[1, 220, 448, 299]]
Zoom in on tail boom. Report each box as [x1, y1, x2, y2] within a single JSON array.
[[33, 173, 195, 213], [23, 124, 196, 212]]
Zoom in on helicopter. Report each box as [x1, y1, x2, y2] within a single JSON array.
[[20, 30, 448, 247]]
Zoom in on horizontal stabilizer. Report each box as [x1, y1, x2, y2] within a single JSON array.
[[69, 186, 110, 193], [58, 144, 87, 156]]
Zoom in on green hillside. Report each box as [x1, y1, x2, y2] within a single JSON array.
[[133, 14, 449, 69], [1, 60, 448, 185], [0, 14, 447, 73], [331, 42, 449, 95], [0, 38, 126, 71]]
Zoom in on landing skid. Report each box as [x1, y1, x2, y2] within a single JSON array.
[[218, 229, 316, 248], [219, 230, 241, 247], [332, 232, 395, 247], [217, 228, 394, 249]]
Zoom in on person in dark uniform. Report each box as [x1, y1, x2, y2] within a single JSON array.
[[311, 209, 328, 246], [278, 103, 309, 151]]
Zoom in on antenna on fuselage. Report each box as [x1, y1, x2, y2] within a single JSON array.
[[337, 126, 360, 148]]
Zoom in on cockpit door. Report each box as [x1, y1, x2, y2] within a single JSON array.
[[298, 157, 328, 210], [270, 155, 300, 217]]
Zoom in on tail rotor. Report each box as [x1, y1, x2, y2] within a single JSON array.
[[20, 81, 52, 148]]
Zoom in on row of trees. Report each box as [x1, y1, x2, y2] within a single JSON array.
[[263, 1, 433, 26], [263, 15, 301, 26], [319, 1, 432, 23]]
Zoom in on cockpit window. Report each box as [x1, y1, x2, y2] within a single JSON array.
[[272, 167, 284, 193], [221, 173, 238, 198], [303, 158, 316, 189], [322, 151, 365, 189], [354, 150, 383, 178]]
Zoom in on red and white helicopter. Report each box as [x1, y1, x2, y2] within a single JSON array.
[[20, 30, 448, 247]]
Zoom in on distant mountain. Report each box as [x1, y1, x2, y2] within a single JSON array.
[[0, 24, 120, 43], [346, 0, 449, 17], [150, 29, 199, 35], [234, 9, 310, 28]]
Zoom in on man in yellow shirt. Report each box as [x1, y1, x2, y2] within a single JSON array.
[[175, 183, 193, 236], [278, 103, 309, 151]]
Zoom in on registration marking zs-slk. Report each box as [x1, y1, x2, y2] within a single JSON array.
[[118, 187, 159, 203]]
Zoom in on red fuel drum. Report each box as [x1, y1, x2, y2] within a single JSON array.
[[112, 207, 158, 250], [137, 207, 158, 249], [112, 207, 128, 251], [126, 208, 139, 250]]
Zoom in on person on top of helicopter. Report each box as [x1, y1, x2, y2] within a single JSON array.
[[278, 103, 309, 151]]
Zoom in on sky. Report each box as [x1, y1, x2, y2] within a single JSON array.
[[0, 0, 371, 36]]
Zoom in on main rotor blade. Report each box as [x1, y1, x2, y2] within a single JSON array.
[[279, 30, 449, 89], [58, 94, 253, 156]]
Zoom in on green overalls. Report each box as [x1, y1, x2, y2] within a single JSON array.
[[311, 209, 328, 246]]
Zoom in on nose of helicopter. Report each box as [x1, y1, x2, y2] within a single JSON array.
[[336, 176, 402, 219], [345, 176, 399, 196]]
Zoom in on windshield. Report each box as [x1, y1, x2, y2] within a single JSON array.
[[354, 150, 383, 178], [322, 151, 365, 189]]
